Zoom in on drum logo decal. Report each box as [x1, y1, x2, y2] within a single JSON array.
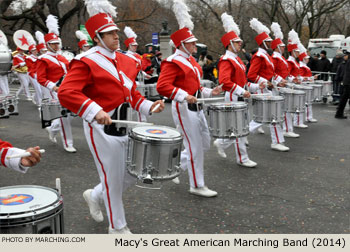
[[146, 129, 166, 135], [0, 194, 33, 205]]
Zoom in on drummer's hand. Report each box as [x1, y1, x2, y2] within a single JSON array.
[[267, 81, 274, 89], [243, 91, 251, 98], [145, 74, 152, 80], [150, 100, 165, 113], [21, 146, 41, 167], [53, 86, 59, 92], [278, 79, 287, 87], [211, 84, 223, 96], [314, 74, 319, 80], [293, 78, 301, 84], [259, 82, 266, 89], [94, 110, 112, 125], [185, 95, 197, 104]]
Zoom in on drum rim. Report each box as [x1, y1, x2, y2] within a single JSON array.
[[208, 101, 248, 109], [0, 185, 62, 222], [130, 125, 183, 142]]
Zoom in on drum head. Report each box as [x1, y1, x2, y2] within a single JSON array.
[[0, 30, 8, 46], [252, 94, 284, 101], [13, 30, 34, 51], [0, 185, 59, 217], [131, 125, 181, 140], [209, 101, 247, 110]]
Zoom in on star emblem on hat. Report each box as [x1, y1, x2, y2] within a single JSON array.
[[18, 35, 29, 46], [104, 15, 113, 23], [188, 30, 193, 36]]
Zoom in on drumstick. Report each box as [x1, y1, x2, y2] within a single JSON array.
[[111, 120, 154, 126], [6, 149, 45, 160], [151, 99, 166, 113]]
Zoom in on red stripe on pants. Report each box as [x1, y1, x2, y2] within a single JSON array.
[[176, 102, 198, 188], [274, 125, 280, 144], [88, 124, 114, 228], [236, 139, 242, 163]]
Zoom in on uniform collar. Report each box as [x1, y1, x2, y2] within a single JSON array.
[[226, 50, 237, 58], [175, 49, 190, 59], [47, 51, 58, 57], [96, 45, 116, 60]]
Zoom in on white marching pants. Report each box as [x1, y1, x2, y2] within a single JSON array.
[[283, 112, 294, 133], [172, 101, 210, 188], [29, 75, 43, 105], [83, 120, 136, 230], [250, 120, 285, 144], [305, 104, 315, 121], [215, 137, 249, 163], [293, 112, 305, 126], [0, 75, 10, 95], [15, 72, 31, 98]]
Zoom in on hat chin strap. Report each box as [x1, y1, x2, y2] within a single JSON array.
[[262, 41, 268, 50], [96, 32, 114, 53], [181, 41, 191, 56], [230, 41, 238, 54], [47, 43, 58, 54], [277, 45, 282, 55]]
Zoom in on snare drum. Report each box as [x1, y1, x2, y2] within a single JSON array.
[[127, 125, 183, 183], [0, 96, 9, 118], [207, 102, 249, 138], [136, 83, 148, 97], [278, 88, 306, 113], [41, 100, 68, 121], [318, 80, 333, 96], [200, 79, 213, 89], [288, 84, 313, 105], [147, 83, 160, 99], [0, 185, 64, 234], [307, 84, 323, 102], [6, 95, 19, 115], [252, 94, 284, 123]]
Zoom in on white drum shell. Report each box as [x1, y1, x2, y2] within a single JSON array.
[[41, 100, 67, 121], [288, 84, 313, 105], [278, 88, 306, 113], [136, 83, 148, 97], [252, 95, 284, 123], [207, 102, 249, 138], [147, 83, 160, 98], [316, 80, 333, 96], [200, 79, 214, 89], [0, 185, 64, 234], [127, 126, 183, 181], [0, 44, 12, 74]]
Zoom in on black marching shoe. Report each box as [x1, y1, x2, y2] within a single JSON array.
[[335, 114, 347, 119]]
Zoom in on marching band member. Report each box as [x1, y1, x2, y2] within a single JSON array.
[[287, 30, 308, 129], [58, 0, 164, 234], [270, 23, 299, 138], [213, 13, 260, 168], [299, 42, 317, 123], [0, 139, 41, 172], [247, 18, 289, 152], [75, 30, 91, 53], [36, 15, 76, 153], [26, 38, 43, 107], [157, 0, 222, 197], [13, 47, 32, 100]]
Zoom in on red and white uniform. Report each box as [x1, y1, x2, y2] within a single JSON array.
[[36, 50, 74, 149], [58, 46, 153, 230], [300, 61, 316, 121], [26, 54, 43, 105], [248, 48, 286, 145], [215, 50, 259, 164], [272, 51, 290, 79], [157, 49, 213, 189], [247, 48, 283, 88], [13, 54, 31, 99], [287, 55, 300, 81], [0, 139, 30, 173]]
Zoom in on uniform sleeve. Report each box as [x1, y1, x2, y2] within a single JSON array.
[[247, 56, 267, 84], [156, 61, 188, 102], [0, 139, 29, 173], [12, 56, 25, 68], [36, 59, 56, 91], [218, 60, 245, 96], [58, 60, 102, 123]]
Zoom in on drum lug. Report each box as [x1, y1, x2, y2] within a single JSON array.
[[142, 174, 153, 184]]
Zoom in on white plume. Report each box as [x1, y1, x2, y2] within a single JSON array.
[[172, 0, 194, 30], [169, 40, 175, 48], [249, 18, 270, 35], [288, 29, 300, 44], [271, 22, 283, 40], [298, 42, 307, 53], [85, 0, 117, 18], [46, 15, 59, 35], [27, 35, 36, 46], [75, 30, 88, 41], [221, 12, 240, 36], [124, 26, 137, 39], [35, 31, 45, 44]]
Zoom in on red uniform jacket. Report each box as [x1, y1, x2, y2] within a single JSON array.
[[0, 139, 12, 167], [287, 56, 300, 79], [299, 62, 312, 77], [58, 46, 152, 123], [141, 54, 154, 75], [125, 51, 142, 72], [12, 54, 26, 69], [157, 49, 204, 102], [36, 51, 69, 91], [272, 52, 290, 79], [25, 55, 38, 78], [247, 48, 282, 84]]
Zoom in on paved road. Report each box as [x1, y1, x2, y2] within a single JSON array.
[[1, 89, 349, 234]]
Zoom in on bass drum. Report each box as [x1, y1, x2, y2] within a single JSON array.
[[0, 44, 12, 75]]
